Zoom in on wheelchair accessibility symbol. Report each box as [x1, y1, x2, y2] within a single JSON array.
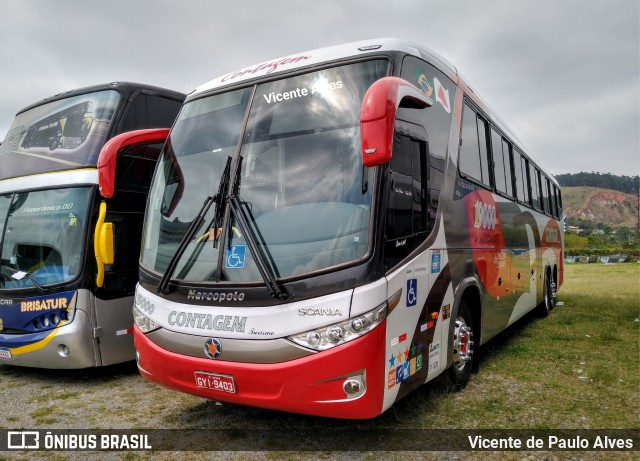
[[406, 279, 417, 307], [225, 245, 247, 269]]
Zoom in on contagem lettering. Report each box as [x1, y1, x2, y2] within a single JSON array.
[[221, 55, 312, 82]]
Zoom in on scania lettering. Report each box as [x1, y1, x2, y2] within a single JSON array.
[[128, 39, 564, 418], [0, 83, 185, 368]]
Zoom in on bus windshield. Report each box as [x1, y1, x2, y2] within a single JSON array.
[[0, 90, 120, 181], [0, 187, 92, 290], [141, 59, 388, 282]]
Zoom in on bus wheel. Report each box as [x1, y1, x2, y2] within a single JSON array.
[[538, 273, 555, 317], [443, 301, 475, 392]]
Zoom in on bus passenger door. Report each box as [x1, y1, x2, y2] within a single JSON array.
[[93, 142, 161, 365], [382, 119, 445, 399]]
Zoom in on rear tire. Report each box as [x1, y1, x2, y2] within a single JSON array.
[[442, 301, 475, 392], [537, 272, 555, 318]]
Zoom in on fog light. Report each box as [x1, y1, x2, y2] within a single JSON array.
[[52, 314, 60, 325], [57, 344, 70, 357], [343, 379, 361, 395], [342, 376, 366, 399]]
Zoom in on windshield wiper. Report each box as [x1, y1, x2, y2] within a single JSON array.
[[157, 157, 234, 294], [211, 157, 232, 249], [227, 158, 290, 300], [157, 195, 214, 294], [1, 265, 48, 293]]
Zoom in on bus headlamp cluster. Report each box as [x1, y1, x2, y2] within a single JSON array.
[[32, 311, 68, 330], [133, 306, 160, 333], [288, 302, 388, 351]]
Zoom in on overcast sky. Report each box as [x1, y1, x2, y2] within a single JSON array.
[[0, 0, 638, 177]]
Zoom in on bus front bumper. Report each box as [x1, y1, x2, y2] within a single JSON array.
[[134, 321, 387, 419], [0, 310, 97, 369]]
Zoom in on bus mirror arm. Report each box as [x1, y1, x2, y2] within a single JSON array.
[[97, 128, 170, 198], [359, 77, 432, 167]]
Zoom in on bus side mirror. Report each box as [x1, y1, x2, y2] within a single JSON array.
[[94, 202, 114, 288], [97, 128, 170, 198], [359, 77, 432, 167], [99, 222, 115, 265]]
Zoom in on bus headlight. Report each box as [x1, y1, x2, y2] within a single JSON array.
[[133, 306, 160, 333], [287, 302, 388, 351]]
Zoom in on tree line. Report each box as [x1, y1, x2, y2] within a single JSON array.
[[556, 172, 639, 194]]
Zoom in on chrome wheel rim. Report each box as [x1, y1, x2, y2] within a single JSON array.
[[452, 317, 474, 371]]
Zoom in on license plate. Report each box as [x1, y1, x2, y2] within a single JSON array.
[[194, 371, 236, 394], [0, 347, 12, 359]]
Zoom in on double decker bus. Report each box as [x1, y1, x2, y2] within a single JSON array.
[[0, 82, 185, 368], [127, 39, 564, 418]]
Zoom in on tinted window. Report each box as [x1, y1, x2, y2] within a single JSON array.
[[119, 94, 183, 133], [0, 90, 120, 180], [491, 129, 507, 193], [387, 134, 428, 239], [530, 163, 541, 210], [556, 186, 563, 215], [459, 104, 482, 182], [477, 117, 491, 188], [502, 139, 514, 198], [513, 150, 524, 203], [543, 177, 552, 215]]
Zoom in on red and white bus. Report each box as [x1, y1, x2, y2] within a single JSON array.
[[125, 38, 564, 418]]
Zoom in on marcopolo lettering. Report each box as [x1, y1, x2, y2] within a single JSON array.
[[187, 289, 245, 302], [168, 311, 247, 333]]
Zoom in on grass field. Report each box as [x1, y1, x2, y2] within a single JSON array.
[[406, 262, 640, 430]]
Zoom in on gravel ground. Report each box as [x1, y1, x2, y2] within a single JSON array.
[[0, 361, 438, 461], [1, 362, 636, 461]]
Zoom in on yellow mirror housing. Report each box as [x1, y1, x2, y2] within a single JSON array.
[[94, 201, 115, 287], [100, 222, 115, 265]]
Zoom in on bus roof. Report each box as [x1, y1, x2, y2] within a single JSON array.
[[192, 38, 459, 97], [190, 38, 553, 182], [17, 82, 185, 115]]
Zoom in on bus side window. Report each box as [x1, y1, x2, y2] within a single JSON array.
[[538, 170, 547, 214], [502, 139, 514, 198], [459, 102, 491, 188], [491, 128, 506, 194], [544, 176, 554, 216], [459, 104, 482, 183], [514, 149, 531, 206], [555, 185, 563, 216], [530, 163, 541, 210], [477, 117, 492, 189]]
